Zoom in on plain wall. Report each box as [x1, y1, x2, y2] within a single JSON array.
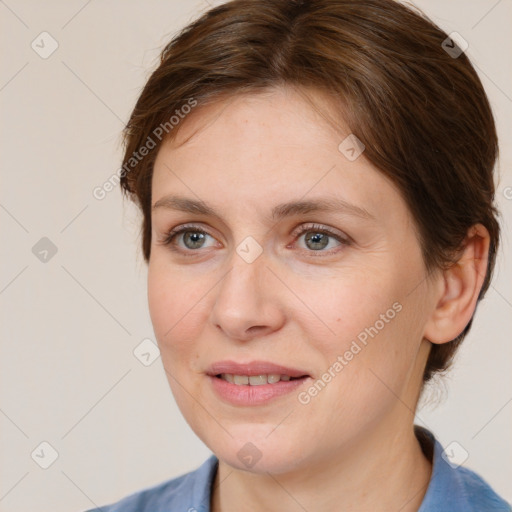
[[1, 1, 511, 510]]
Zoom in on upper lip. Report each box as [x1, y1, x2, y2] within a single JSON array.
[[207, 360, 310, 378]]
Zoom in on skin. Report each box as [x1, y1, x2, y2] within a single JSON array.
[[147, 85, 490, 512]]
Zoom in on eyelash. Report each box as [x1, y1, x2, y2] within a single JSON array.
[[159, 223, 351, 258]]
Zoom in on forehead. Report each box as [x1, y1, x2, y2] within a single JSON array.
[[151, 86, 409, 230], [169, 86, 346, 152]]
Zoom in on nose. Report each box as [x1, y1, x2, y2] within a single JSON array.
[[210, 251, 285, 342]]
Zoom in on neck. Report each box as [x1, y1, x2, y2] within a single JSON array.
[[211, 420, 432, 512]]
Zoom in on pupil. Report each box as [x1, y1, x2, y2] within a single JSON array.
[[306, 232, 328, 250], [185, 231, 205, 249]]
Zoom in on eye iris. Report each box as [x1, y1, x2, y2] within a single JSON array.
[[184, 231, 206, 249], [174, 228, 337, 252], [305, 232, 329, 250]]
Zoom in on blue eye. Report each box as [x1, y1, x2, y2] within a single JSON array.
[[160, 222, 350, 257], [162, 225, 216, 252], [291, 223, 350, 255]]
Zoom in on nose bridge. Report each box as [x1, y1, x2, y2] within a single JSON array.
[[220, 226, 268, 292], [217, 241, 268, 310], [210, 240, 282, 339]]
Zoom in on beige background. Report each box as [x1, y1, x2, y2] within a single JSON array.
[[0, 1, 511, 510]]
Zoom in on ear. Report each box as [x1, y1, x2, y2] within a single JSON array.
[[423, 224, 490, 345]]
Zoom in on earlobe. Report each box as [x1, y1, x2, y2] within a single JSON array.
[[423, 224, 490, 345]]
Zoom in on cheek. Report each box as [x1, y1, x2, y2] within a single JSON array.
[[147, 260, 206, 362], [299, 268, 422, 394], [294, 267, 402, 351], [147, 263, 173, 341], [326, 297, 426, 415]]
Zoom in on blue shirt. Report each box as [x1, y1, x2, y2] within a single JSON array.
[[86, 426, 510, 511]]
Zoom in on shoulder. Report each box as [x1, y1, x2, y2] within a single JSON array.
[[83, 455, 218, 512], [416, 426, 511, 512], [451, 465, 511, 511]]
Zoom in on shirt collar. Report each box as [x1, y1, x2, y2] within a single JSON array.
[[189, 454, 218, 512], [187, 426, 473, 512], [416, 425, 472, 511]]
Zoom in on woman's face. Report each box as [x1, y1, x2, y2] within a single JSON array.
[[148, 86, 439, 473]]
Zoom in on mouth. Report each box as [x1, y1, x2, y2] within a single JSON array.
[[207, 360, 311, 381], [206, 360, 312, 405], [214, 373, 308, 385]]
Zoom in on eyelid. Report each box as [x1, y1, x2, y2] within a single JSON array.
[[288, 223, 352, 256], [161, 223, 216, 246], [289, 222, 351, 243], [159, 221, 352, 256]]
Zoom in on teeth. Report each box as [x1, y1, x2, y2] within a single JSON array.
[[220, 373, 298, 385], [249, 375, 267, 386], [223, 373, 234, 383], [233, 375, 249, 385]]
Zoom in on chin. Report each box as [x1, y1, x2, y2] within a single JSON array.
[[205, 425, 310, 474]]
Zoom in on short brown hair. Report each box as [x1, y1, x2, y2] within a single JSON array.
[[120, 0, 500, 383]]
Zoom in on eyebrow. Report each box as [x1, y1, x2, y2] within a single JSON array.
[[152, 195, 374, 221]]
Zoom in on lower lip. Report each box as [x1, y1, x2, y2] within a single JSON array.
[[208, 375, 310, 406]]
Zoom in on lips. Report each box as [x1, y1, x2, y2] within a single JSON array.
[[220, 373, 298, 385], [207, 360, 312, 406], [207, 360, 311, 380]]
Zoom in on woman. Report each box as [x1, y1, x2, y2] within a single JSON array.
[[88, 0, 510, 510]]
